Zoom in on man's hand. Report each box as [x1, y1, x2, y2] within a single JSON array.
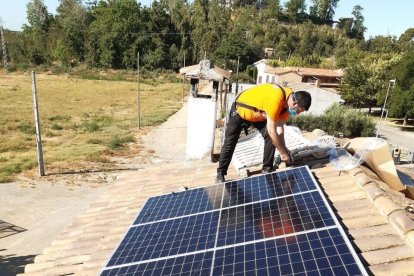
[[280, 151, 291, 163]]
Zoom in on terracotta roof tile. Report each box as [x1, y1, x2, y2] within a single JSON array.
[[355, 235, 406, 252], [349, 224, 397, 239], [369, 260, 414, 276], [362, 245, 414, 265]]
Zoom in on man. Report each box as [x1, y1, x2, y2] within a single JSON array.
[[216, 83, 311, 183]]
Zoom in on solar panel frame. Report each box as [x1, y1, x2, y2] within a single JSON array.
[[100, 166, 368, 276]]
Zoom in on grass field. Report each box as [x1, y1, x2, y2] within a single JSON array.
[[0, 72, 184, 182]]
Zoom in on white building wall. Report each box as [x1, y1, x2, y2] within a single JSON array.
[[287, 84, 343, 116], [255, 63, 266, 84], [185, 97, 217, 160]]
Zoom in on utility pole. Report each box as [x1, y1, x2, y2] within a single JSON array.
[[31, 71, 45, 176], [182, 52, 185, 103], [0, 18, 8, 69], [376, 79, 396, 138], [235, 56, 240, 96], [137, 52, 141, 129]]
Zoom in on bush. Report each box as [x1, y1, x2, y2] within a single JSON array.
[[48, 115, 71, 121], [107, 135, 135, 150], [82, 120, 100, 132], [87, 138, 103, 144], [51, 123, 63, 130], [2, 163, 22, 175], [288, 103, 375, 138], [17, 122, 35, 135]]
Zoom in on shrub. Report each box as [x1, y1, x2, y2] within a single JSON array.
[[17, 122, 35, 135], [87, 139, 103, 144], [288, 103, 375, 138], [107, 135, 135, 150], [48, 115, 71, 121], [82, 120, 100, 132], [2, 163, 22, 175], [51, 123, 63, 130]]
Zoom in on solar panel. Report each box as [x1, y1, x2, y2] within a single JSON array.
[[216, 191, 335, 247], [134, 185, 224, 225], [108, 211, 220, 267], [101, 166, 367, 275], [222, 166, 316, 208]]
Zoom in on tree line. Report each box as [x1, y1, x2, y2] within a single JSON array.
[[1, 0, 413, 122], [2, 0, 368, 70]]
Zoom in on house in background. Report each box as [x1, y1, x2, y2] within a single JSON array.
[[254, 59, 343, 90]]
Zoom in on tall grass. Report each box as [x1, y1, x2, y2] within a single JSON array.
[[0, 72, 183, 182]]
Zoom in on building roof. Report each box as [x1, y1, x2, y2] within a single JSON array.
[[19, 160, 414, 275], [179, 59, 231, 81], [264, 65, 343, 78]]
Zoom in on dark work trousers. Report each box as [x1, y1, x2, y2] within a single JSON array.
[[217, 103, 276, 176]]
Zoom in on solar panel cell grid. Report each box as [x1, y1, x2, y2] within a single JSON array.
[[217, 191, 335, 247], [222, 167, 316, 208], [101, 251, 214, 276], [102, 166, 367, 275], [108, 211, 220, 267], [134, 185, 224, 225], [213, 228, 364, 276]]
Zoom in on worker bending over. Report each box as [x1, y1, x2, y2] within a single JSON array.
[[216, 84, 311, 183]]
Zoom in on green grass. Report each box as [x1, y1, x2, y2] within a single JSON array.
[[0, 72, 183, 182]]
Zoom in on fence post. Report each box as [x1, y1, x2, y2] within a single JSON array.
[[31, 71, 45, 176], [137, 52, 141, 129]]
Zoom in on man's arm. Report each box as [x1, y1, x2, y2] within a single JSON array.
[[266, 117, 290, 162]]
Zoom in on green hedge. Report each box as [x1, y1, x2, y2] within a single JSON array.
[[287, 104, 375, 138]]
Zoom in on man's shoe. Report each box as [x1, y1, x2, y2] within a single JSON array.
[[262, 167, 273, 174], [215, 173, 225, 184]]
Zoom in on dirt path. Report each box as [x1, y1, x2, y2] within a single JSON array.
[[0, 99, 191, 274]]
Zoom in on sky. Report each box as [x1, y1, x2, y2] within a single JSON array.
[[0, 0, 413, 39]]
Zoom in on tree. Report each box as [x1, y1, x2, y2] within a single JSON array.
[[190, 0, 209, 61], [365, 35, 400, 54], [350, 5, 366, 40], [339, 64, 370, 108], [53, 0, 88, 65], [389, 48, 414, 125], [86, 0, 143, 68], [268, 0, 282, 19], [168, 0, 192, 68], [284, 0, 306, 23], [24, 0, 53, 65], [309, 0, 339, 23], [26, 0, 50, 32], [399, 28, 414, 51], [143, 0, 176, 70], [336, 17, 353, 36]]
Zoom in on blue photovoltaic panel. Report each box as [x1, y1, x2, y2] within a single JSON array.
[[102, 166, 367, 275], [212, 228, 364, 276], [222, 166, 316, 208], [108, 211, 220, 267], [216, 191, 335, 247], [134, 184, 224, 225], [101, 251, 214, 276]]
